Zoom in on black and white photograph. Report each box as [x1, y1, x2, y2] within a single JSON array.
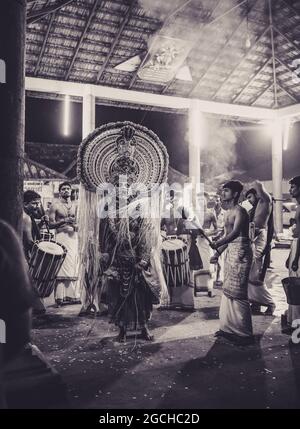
[[1, 0, 300, 416]]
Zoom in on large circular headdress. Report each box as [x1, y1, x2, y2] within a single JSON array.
[[77, 121, 169, 191]]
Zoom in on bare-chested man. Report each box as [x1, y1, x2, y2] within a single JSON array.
[[282, 176, 300, 331], [246, 181, 275, 315], [49, 182, 80, 306], [210, 180, 253, 345]]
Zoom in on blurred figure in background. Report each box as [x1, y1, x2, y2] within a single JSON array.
[[0, 219, 32, 408]]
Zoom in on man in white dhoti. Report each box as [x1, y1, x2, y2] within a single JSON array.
[[49, 182, 80, 306], [211, 181, 254, 345], [282, 176, 300, 331], [246, 182, 275, 315]]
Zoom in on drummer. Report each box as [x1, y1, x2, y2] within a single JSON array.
[[23, 190, 48, 315], [161, 190, 199, 311]]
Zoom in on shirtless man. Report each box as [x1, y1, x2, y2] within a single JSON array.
[[49, 182, 80, 306], [210, 181, 253, 345], [282, 176, 300, 331], [247, 181, 275, 315]]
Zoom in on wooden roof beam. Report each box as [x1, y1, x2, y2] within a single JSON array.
[[281, 0, 300, 21], [231, 57, 272, 103], [34, 12, 56, 76], [277, 83, 299, 102], [211, 25, 271, 99], [251, 81, 273, 105], [25, 76, 275, 119], [96, 0, 136, 83], [273, 25, 300, 55], [27, 0, 74, 25], [190, 0, 259, 96], [65, 0, 102, 80]]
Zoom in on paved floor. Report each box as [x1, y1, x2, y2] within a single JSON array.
[[31, 248, 300, 409]]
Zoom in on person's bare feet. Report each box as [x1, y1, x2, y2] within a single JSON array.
[[116, 328, 126, 343], [141, 327, 154, 341]]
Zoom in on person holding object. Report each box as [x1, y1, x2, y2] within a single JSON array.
[[22, 190, 48, 315], [246, 181, 275, 315], [210, 181, 254, 345], [49, 182, 80, 307]]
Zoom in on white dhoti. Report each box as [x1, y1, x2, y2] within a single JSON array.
[[55, 230, 79, 302], [286, 238, 300, 325], [220, 238, 253, 338], [248, 229, 275, 309], [220, 295, 253, 337]]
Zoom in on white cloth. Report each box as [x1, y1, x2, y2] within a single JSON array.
[[286, 238, 300, 325], [219, 294, 253, 337], [248, 229, 275, 308], [55, 230, 80, 300], [56, 231, 79, 280]]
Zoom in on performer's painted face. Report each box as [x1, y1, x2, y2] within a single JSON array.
[[290, 183, 300, 199]]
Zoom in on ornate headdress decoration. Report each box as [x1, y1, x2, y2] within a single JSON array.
[[77, 121, 169, 192]]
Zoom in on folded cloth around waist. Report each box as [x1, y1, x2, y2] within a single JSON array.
[[223, 237, 253, 301]]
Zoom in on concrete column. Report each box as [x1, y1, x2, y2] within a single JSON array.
[[272, 121, 283, 233], [82, 88, 95, 139], [0, 0, 26, 235], [189, 99, 203, 212]]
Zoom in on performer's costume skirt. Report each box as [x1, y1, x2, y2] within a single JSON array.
[[248, 229, 275, 308], [220, 237, 253, 338], [285, 238, 300, 325], [55, 231, 79, 302]]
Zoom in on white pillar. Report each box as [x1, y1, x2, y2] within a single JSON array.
[[189, 99, 202, 197], [82, 88, 95, 139], [272, 121, 283, 233]]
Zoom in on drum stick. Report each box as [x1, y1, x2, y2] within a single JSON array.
[[40, 203, 50, 233], [198, 228, 221, 256]]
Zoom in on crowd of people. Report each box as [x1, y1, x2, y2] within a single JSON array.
[[13, 176, 300, 343], [1, 173, 300, 406]]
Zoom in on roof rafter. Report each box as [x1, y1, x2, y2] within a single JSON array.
[[160, 0, 223, 95], [232, 56, 272, 103], [277, 82, 298, 102], [190, 0, 258, 96], [281, 0, 300, 21], [34, 12, 56, 76], [251, 81, 273, 105], [27, 0, 74, 25], [96, 0, 137, 83], [128, 0, 198, 90], [211, 25, 271, 99], [273, 25, 300, 55], [65, 0, 102, 80]]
